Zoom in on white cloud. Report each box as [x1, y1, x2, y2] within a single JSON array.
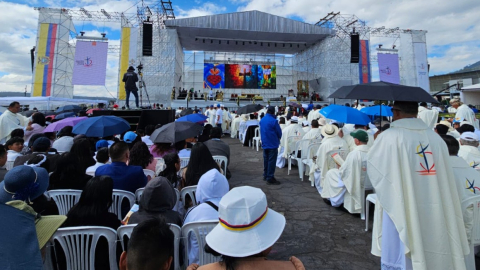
[[176, 2, 227, 19]]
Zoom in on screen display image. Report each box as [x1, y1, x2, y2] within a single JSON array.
[[204, 63, 276, 89], [225, 64, 258, 89], [72, 41, 109, 86], [258, 65, 276, 89], [204, 63, 225, 89]]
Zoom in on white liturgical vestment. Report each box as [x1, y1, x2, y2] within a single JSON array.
[[321, 144, 370, 214], [456, 104, 479, 129], [230, 116, 241, 139], [307, 109, 322, 123], [417, 106, 439, 129], [343, 129, 374, 151], [458, 145, 480, 170], [0, 110, 29, 142], [368, 118, 469, 270], [279, 123, 305, 158]]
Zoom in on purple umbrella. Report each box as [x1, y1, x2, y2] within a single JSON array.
[[44, 117, 88, 133]]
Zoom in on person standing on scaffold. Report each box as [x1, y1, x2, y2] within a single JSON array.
[[123, 66, 139, 109]]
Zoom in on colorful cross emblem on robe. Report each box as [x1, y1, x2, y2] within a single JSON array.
[[469, 161, 480, 169], [416, 143, 436, 175], [465, 178, 480, 194]]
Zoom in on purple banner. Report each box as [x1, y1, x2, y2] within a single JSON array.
[[72, 41, 108, 85], [377, 53, 400, 84]]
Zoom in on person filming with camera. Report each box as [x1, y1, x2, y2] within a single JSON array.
[[122, 66, 140, 109]]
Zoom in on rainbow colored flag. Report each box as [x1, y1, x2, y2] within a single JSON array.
[[33, 23, 58, 97], [358, 40, 371, 84]]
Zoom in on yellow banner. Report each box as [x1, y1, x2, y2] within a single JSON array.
[[118, 27, 131, 100]]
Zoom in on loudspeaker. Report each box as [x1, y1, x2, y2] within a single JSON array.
[[350, 34, 360, 63], [142, 23, 153, 56]]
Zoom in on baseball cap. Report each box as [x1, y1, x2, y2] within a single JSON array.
[[123, 131, 138, 143], [267, 106, 275, 114], [315, 104, 322, 109], [96, 139, 109, 150], [350, 129, 369, 143], [210, 105, 214, 108], [460, 132, 479, 142], [217, 104, 221, 108], [7, 200, 66, 249]]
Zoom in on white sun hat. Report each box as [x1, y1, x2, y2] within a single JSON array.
[[205, 186, 286, 257], [321, 124, 339, 138]]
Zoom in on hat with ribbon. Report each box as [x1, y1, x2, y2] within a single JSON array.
[[0, 165, 49, 204], [321, 124, 339, 138]]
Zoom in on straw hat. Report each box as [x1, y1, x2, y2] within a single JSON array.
[[321, 124, 339, 138], [205, 186, 286, 257], [7, 200, 66, 249], [437, 120, 454, 132], [318, 118, 327, 126]]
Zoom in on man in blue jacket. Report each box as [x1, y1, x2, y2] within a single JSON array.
[[259, 106, 282, 185], [96, 141, 147, 193]]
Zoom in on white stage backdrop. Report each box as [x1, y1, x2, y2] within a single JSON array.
[[413, 42, 430, 92], [377, 53, 400, 84], [72, 41, 108, 85]]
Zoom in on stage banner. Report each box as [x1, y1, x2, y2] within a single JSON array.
[[358, 40, 371, 84], [33, 23, 58, 97], [72, 41, 108, 85], [377, 53, 400, 84], [204, 63, 225, 89], [118, 27, 138, 100], [414, 42, 430, 92]]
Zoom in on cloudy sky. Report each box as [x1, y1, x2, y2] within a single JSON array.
[[1, 0, 479, 97]]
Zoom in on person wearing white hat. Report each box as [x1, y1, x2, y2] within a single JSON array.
[[277, 116, 305, 168], [301, 120, 310, 133], [458, 132, 480, 169], [417, 102, 439, 130], [309, 124, 349, 194], [200, 186, 305, 270]]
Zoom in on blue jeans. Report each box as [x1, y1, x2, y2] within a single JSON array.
[[263, 148, 278, 181], [126, 89, 139, 108]]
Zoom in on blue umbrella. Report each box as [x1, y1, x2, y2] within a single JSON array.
[[320, 104, 371, 125], [55, 105, 82, 114], [55, 112, 76, 120], [360, 105, 393, 117], [72, 116, 131, 137], [177, 113, 208, 124]]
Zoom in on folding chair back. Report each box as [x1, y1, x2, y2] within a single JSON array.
[[143, 169, 155, 179], [180, 157, 190, 169], [109, 190, 135, 220], [212, 155, 228, 176], [155, 158, 166, 174], [134, 188, 144, 203], [51, 226, 118, 270], [181, 221, 220, 266], [46, 189, 82, 215], [180, 185, 198, 206]]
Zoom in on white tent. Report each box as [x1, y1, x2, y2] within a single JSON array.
[[0, 97, 108, 110]]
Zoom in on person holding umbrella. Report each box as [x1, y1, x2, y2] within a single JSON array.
[[122, 66, 139, 109], [259, 106, 282, 185], [368, 101, 469, 269]]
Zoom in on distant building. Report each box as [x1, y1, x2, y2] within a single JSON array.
[[430, 62, 480, 96]]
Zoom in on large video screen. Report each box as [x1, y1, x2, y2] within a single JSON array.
[[204, 63, 276, 89]]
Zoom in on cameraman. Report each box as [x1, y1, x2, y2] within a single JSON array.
[[122, 66, 139, 109]]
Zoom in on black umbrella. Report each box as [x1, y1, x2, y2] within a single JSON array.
[[180, 108, 194, 116], [236, 104, 263, 115], [328, 81, 438, 103], [20, 110, 37, 117], [55, 105, 82, 114], [150, 121, 204, 143]]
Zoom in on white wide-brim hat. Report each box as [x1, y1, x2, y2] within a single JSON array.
[[321, 124, 339, 138], [205, 186, 286, 257]]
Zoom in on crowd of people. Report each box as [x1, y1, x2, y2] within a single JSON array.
[[2, 96, 480, 269]]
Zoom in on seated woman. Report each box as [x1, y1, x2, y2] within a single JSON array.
[[128, 141, 157, 180], [200, 186, 305, 270], [150, 142, 175, 158], [181, 142, 221, 190], [127, 176, 182, 227], [62, 176, 121, 270], [52, 126, 74, 152], [198, 124, 213, 143], [24, 112, 46, 146], [159, 152, 182, 189]]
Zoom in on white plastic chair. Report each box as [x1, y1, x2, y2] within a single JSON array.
[[301, 141, 322, 186], [5, 160, 14, 171], [50, 226, 118, 270], [46, 189, 82, 215], [212, 155, 228, 176], [325, 149, 348, 171], [155, 157, 165, 175], [252, 127, 261, 151], [365, 194, 377, 231], [287, 139, 309, 175], [462, 196, 480, 269], [135, 188, 144, 203], [117, 224, 182, 270], [109, 190, 135, 220], [143, 169, 155, 179], [360, 161, 374, 220], [180, 185, 198, 206], [180, 157, 190, 169], [182, 220, 221, 266]]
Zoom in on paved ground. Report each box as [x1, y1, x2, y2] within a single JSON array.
[[225, 137, 381, 269]]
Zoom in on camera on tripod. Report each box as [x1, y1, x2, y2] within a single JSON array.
[[137, 63, 143, 72]]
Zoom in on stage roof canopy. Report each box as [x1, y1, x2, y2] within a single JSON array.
[[165, 10, 334, 54]]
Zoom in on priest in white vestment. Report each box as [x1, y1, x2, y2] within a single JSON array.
[[237, 114, 248, 142], [276, 116, 305, 168], [279, 117, 287, 130], [417, 102, 439, 129], [368, 101, 469, 270], [221, 105, 232, 133], [451, 98, 479, 129], [206, 105, 216, 125], [343, 125, 374, 151], [302, 121, 311, 133], [307, 104, 322, 123], [458, 132, 480, 169], [309, 124, 349, 194], [321, 130, 370, 214], [0, 102, 29, 143]]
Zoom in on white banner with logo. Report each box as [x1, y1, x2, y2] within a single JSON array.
[[377, 53, 400, 84], [72, 41, 109, 85], [413, 42, 430, 92]]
